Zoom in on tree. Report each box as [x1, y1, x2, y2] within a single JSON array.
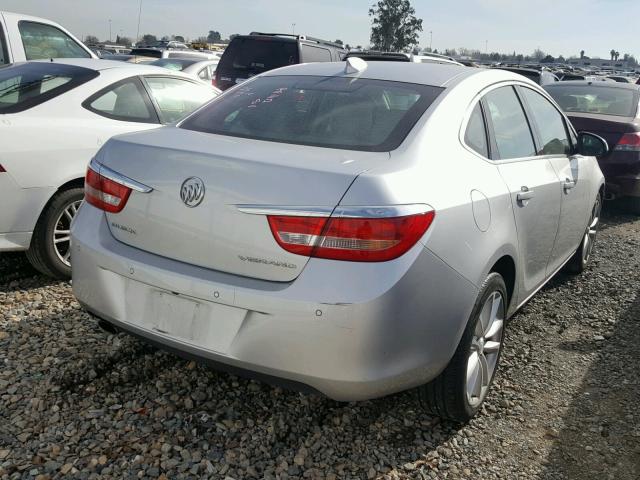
[[580, 50, 585, 59], [116, 35, 132, 46], [84, 35, 100, 45], [345, 44, 352, 50], [610, 49, 616, 61], [207, 30, 222, 43], [540, 55, 555, 63], [141, 34, 157, 45], [369, 0, 423, 52], [334, 39, 344, 45], [194, 36, 209, 44], [229, 34, 240, 41], [173, 35, 185, 43], [532, 48, 545, 61], [615, 51, 620, 61]]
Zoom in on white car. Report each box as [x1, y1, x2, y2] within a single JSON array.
[[0, 10, 96, 64], [150, 58, 220, 84], [0, 59, 218, 278]]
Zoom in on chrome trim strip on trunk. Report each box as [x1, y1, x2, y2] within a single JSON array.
[[236, 204, 434, 218], [89, 159, 153, 193]]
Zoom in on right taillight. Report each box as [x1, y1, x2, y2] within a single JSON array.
[[84, 165, 132, 213], [267, 209, 435, 262], [615, 132, 640, 152]]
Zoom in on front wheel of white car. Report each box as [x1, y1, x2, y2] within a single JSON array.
[[418, 272, 507, 423], [26, 187, 84, 279]]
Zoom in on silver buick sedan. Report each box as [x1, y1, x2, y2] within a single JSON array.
[[71, 59, 606, 421]]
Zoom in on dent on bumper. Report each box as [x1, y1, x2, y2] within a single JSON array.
[[71, 204, 478, 401]]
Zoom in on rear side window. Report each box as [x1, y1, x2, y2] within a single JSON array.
[[0, 62, 98, 113], [484, 86, 536, 160], [545, 85, 639, 117], [181, 75, 443, 151], [300, 44, 332, 62], [218, 38, 299, 74], [520, 88, 570, 155], [84, 78, 156, 123], [144, 77, 216, 124], [464, 103, 489, 157], [18, 21, 90, 60]]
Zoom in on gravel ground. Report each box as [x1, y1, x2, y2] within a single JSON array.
[[0, 205, 638, 480]]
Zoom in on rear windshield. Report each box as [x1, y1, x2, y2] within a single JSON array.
[[151, 58, 198, 71], [180, 75, 443, 151], [546, 85, 639, 117], [217, 38, 299, 74], [130, 48, 162, 58], [0, 62, 98, 113]]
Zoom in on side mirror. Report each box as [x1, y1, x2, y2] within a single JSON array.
[[577, 132, 609, 157]]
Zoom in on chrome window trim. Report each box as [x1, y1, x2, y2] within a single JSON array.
[[89, 159, 153, 193], [236, 204, 433, 218]]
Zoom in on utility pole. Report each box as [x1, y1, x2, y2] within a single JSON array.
[[292, 23, 296, 35], [108, 19, 112, 42], [485, 40, 488, 54], [136, 0, 143, 45], [429, 31, 433, 51]]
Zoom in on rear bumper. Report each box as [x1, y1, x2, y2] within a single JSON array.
[[71, 203, 478, 401], [604, 174, 640, 198]]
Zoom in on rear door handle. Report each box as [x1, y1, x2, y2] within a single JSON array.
[[563, 178, 576, 192], [516, 186, 535, 204]]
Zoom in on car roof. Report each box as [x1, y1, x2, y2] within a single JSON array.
[[262, 61, 475, 87], [29, 58, 192, 76], [546, 80, 640, 90]]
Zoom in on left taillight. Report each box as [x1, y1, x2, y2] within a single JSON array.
[[84, 164, 132, 213], [267, 208, 435, 262]]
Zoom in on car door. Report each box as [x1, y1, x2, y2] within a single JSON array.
[[141, 76, 217, 124], [483, 85, 562, 299], [517, 86, 591, 275]]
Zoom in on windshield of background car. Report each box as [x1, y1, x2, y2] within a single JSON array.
[[217, 38, 300, 74], [546, 85, 639, 117], [0, 62, 98, 113], [151, 58, 198, 71], [180, 75, 443, 151]]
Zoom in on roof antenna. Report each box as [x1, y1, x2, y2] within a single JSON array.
[[345, 57, 367, 74]]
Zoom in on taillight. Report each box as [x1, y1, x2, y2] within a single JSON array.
[[615, 132, 640, 152], [84, 165, 132, 213], [267, 209, 435, 262]]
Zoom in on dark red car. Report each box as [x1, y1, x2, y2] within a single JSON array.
[[545, 81, 640, 213]]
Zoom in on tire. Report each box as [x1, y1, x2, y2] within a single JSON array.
[[26, 187, 84, 279], [565, 191, 602, 275], [418, 273, 507, 423]]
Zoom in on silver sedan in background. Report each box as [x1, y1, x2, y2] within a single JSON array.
[[71, 60, 606, 422]]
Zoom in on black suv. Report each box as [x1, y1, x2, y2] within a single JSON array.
[[215, 32, 346, 91]]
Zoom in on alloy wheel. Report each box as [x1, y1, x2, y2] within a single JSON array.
[[582, 195, 601, 264], [53, 200, 82, 266], [466, 290, 504, 407]]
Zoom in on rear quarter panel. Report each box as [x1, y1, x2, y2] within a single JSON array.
[[339, 72, 521, 309]]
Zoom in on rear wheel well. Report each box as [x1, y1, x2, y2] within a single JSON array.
[[57, 177, 85, 192], [490, 255, 515, 307]]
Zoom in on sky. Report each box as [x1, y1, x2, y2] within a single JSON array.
[[3, 0, 637, 59]]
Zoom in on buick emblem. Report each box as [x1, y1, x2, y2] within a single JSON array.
[[180, 177, 205, 207]]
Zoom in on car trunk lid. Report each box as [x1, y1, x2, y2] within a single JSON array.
[[99, 127, 388, 282]]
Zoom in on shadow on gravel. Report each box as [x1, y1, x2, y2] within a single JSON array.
[[541, 295, 640, 480], [0, 252, 59, 290]]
